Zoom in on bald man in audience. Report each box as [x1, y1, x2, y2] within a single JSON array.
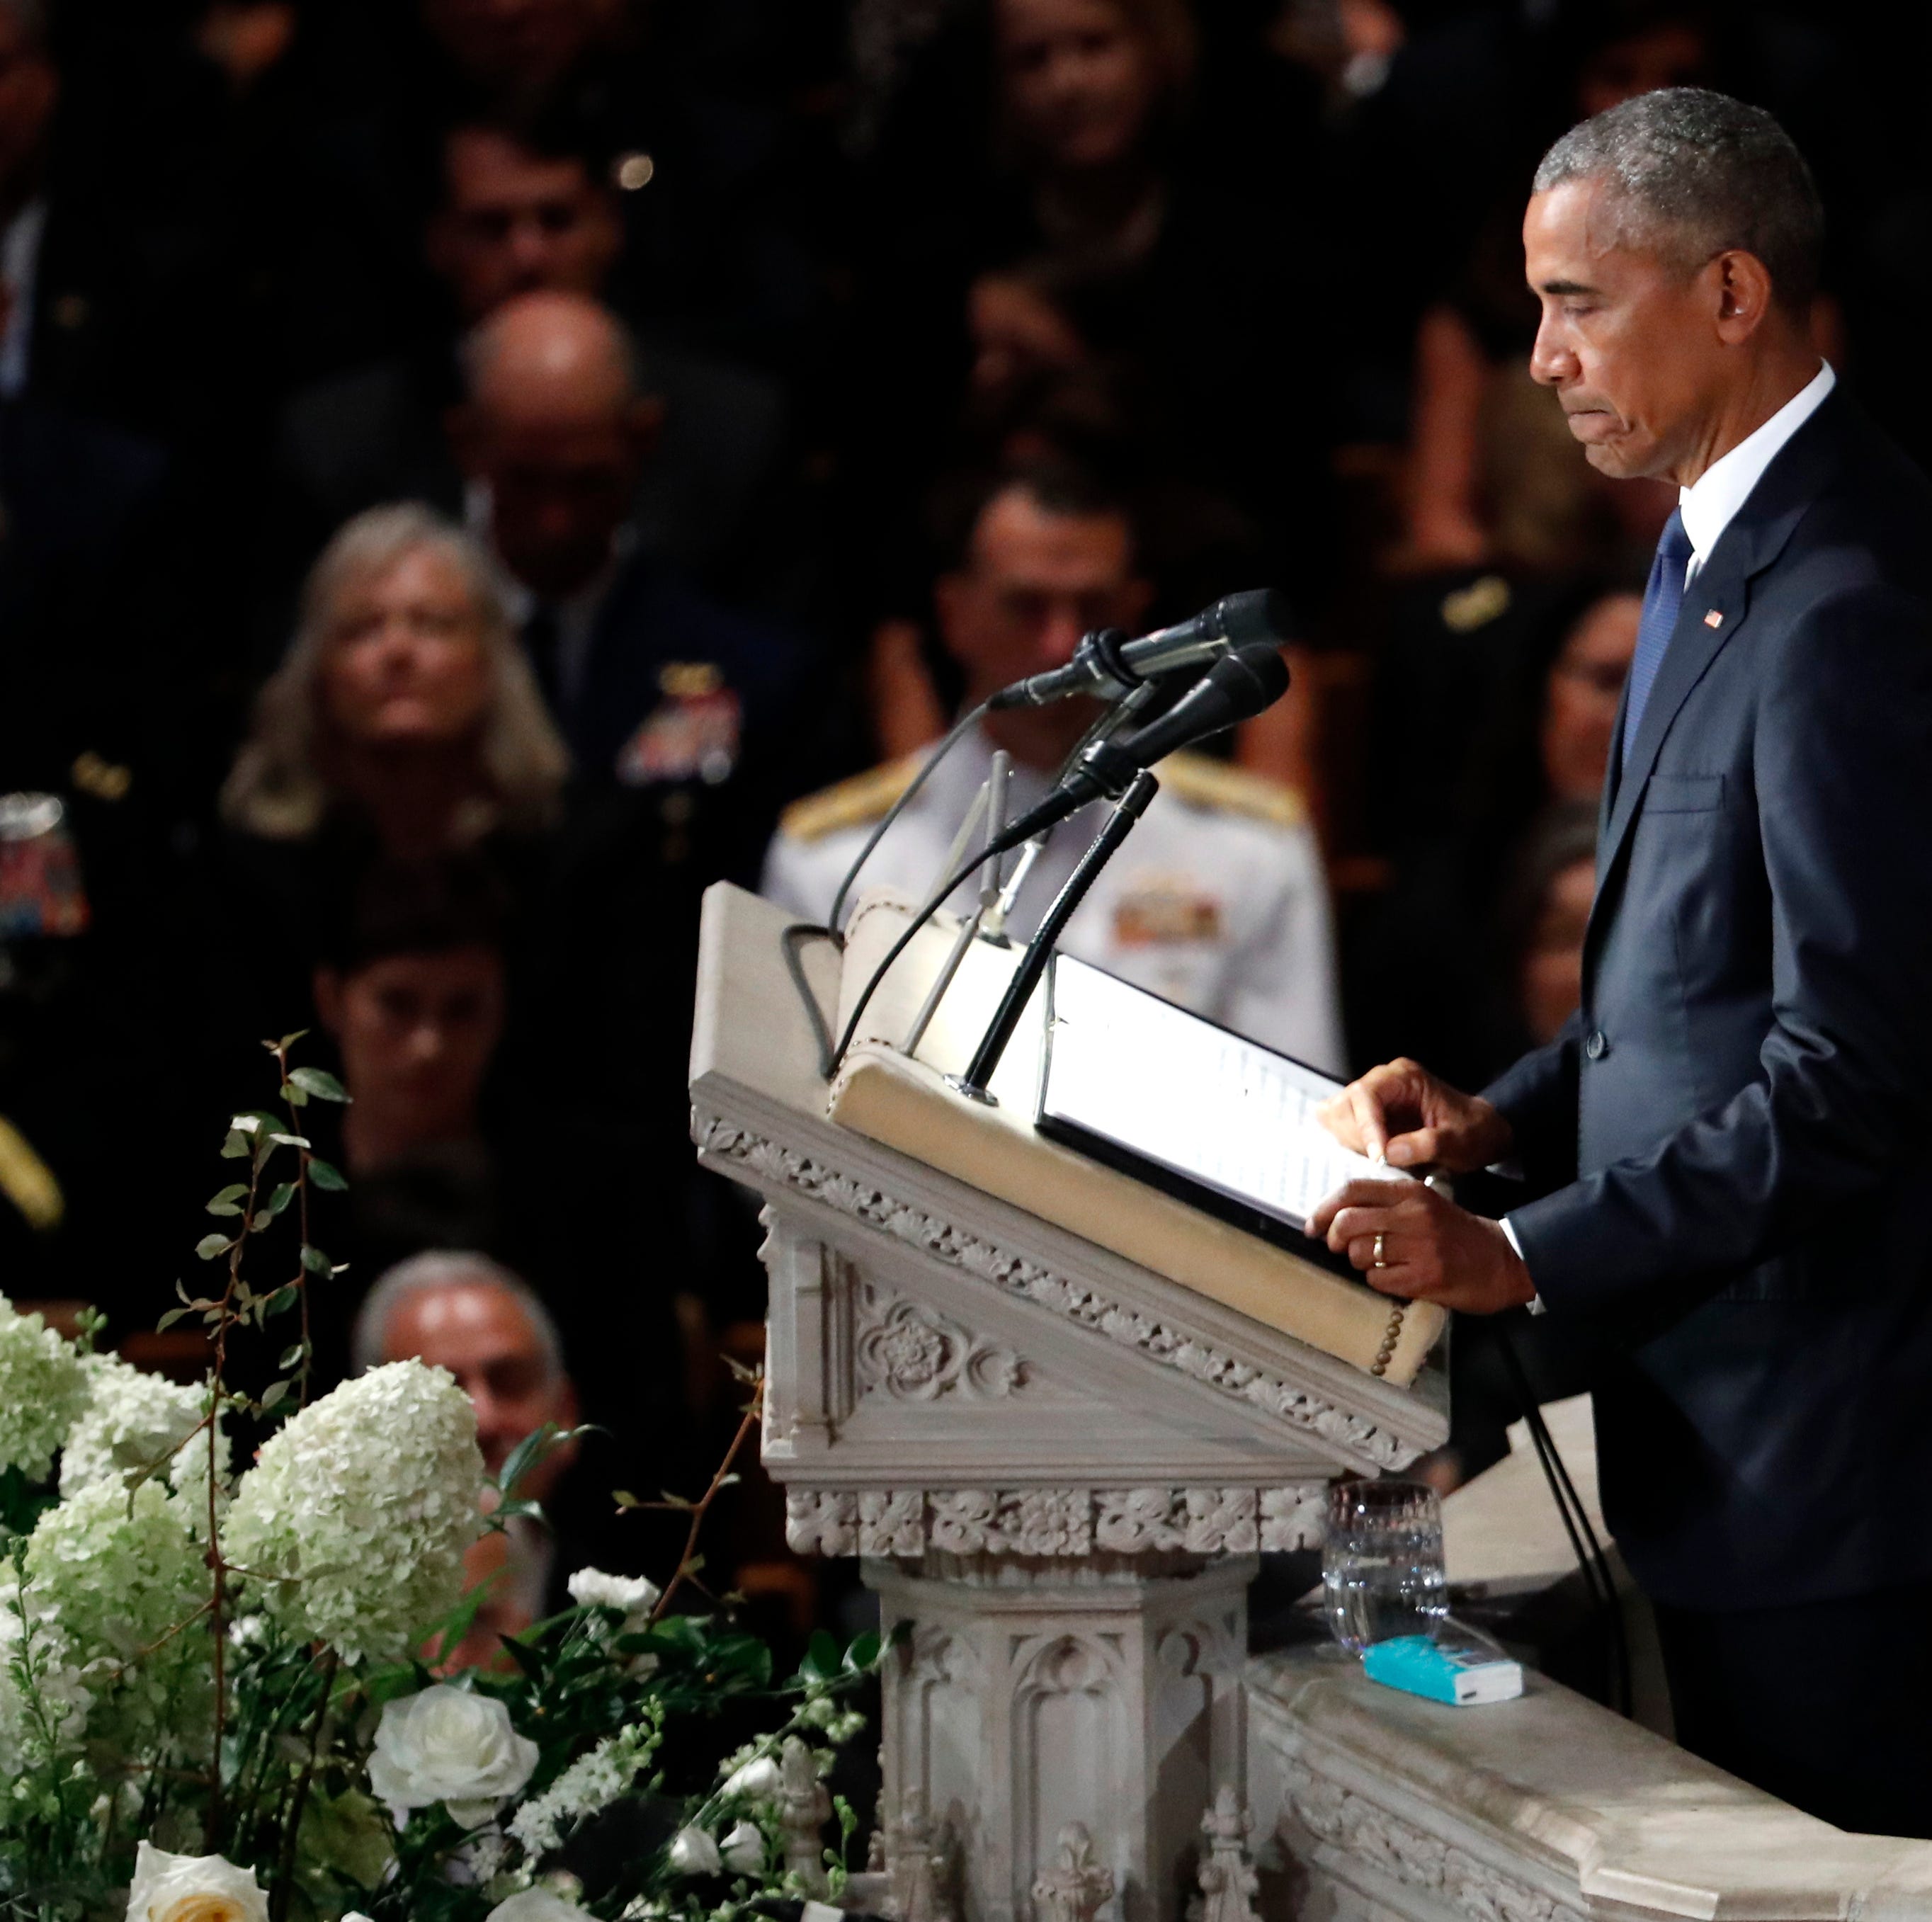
[[355, 1251, 584, 1666], [268, 114, 788, 613]]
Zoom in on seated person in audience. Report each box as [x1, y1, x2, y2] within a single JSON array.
[[762, 458, 1345, 1071], [271, 111, 788, 608], [352, 1250, 590, 1667], [450, 290, 819, 832], [221, 501, 564, 1046]]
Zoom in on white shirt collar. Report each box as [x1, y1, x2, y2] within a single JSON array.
[[1678, 360, 1836, 570]]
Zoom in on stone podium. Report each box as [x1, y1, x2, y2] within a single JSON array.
[[691, 882, 1449, 1922]]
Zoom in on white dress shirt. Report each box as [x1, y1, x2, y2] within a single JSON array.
[[1507, 360, 1836, 1304]]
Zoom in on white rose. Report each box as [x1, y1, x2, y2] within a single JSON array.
[[124, 1841, 269, 1922], [566, 1568, 661, 1615], [485, 1892, 588, 1922], [368, 1685, 539, 1827], [722, 1754, 782, 1802], [720, 1820, 766, 1875], [668, 1826, 722, 1875]]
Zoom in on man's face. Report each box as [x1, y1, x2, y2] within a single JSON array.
[[322, 546, 494, 746], [1525, 178, 1729, 482], [384, 1280, 576, 1483], [320, 946, 506, 1147], [996, 0, 1158, 171], [0, 10, 57, 207], [474, 406, 644, 598], [938, 488, 1147, 703], [1542, 591, 1640, 802], [430, 128, 621, 323]]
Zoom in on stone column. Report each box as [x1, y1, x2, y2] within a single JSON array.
[[868, 1552, 1256, 1922]]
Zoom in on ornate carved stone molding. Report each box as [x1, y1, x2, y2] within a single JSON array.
[[1281, 1757, 1589, 1922], [785, 1484, 1328, 1557], [695, 1113, 1411, 1467], [855, 1280, 1027, 1402]]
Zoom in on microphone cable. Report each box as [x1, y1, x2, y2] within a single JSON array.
[[1494, 1323, 1630, 1717], [826, 698, 996, 937]]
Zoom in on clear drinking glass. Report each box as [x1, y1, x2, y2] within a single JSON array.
[[1322, 1478, 1448, 1656]]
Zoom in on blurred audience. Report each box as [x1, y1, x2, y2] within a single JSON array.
[[763, 457, 1346, 1069], [13, 0, 1932, 1635]]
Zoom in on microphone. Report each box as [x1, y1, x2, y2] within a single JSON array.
[[987, 588, 1290, 709], [984, 642, 1290, 855]]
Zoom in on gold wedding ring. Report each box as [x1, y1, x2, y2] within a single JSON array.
[[1373, 1232, 1388, 1268]]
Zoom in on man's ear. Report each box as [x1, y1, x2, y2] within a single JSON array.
[[313, 965, 343, 1035], [1712, 249, 1776, 343]]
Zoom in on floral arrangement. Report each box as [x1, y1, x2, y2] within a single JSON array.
[[0, 1040, 878, 1921]]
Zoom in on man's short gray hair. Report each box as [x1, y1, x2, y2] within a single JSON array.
[[351, 1249, 565, 1378], [1533, 89, 1824, 314]]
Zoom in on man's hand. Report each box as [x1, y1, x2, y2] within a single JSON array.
[[1306, 1178, 1535, 1314], [1316, 1057, 1513, 1174]]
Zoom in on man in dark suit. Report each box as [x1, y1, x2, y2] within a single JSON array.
[[1311, 89, 1932, 1833]]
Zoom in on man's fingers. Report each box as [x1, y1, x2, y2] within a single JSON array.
[[1348, 1081, 1388, 1161], [1385, 1126, 1438, 1168], [1315, 1090, 1363, 1152], [1307, 1177, 1398, 1239]]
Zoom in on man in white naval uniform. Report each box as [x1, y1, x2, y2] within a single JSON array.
[[761, 462, 1346, 1073]]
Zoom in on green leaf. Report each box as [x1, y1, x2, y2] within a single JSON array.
[[206, 1184, 249, 1216], [220, 1130, 251, 1160], [263, 1181, 298, 1219], [300, 1244, 331, 1275], [268, 1132, 311, 1149], [195, 1234, 232, 1261], [280, 1081, 309, 1108], [157, 1307, 191, 1333], [290, 1067, 351, 1103], [843, 1632, 882, 1673], [279, 1343, 307, 1370], [276, 1029, 310, 1051], [802, 1630, 841, 1683], [307, 1156, 348, 1192], [260, 1380, 289, 1411], [612, 1490, 640, 1509], [496, 1421, 565, 1500], [263, 1284, 300, 1319]]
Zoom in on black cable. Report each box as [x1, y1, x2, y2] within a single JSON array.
[[780, 923, 841, 1080], [826, 698, 995, 936], [825, 841, 1003, 1079], [1496, 1323, 1631, 1715]]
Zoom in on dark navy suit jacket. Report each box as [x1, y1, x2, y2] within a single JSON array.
[[1482, 390, 1932, 1609]]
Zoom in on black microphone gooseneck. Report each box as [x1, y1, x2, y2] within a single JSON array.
[[953, 773, 1159, 1103], [981, 643, 1293, 862], [989, 588, 1290, 710], [948, 643, 1292, 1102]]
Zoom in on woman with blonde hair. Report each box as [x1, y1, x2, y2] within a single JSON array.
[[224, 503, 568, 858]]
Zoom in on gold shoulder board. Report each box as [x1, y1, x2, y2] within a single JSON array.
[[1158, 751, 1307, 828], [779, 754, 925, 843]]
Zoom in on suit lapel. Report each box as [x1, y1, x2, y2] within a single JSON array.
[[1585, 388, 1853, 954]]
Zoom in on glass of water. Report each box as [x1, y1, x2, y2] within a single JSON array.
[[1322, 1478, 1448, 1656]]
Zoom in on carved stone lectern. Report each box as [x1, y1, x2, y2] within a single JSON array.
[[690, 882, 1449, 1922]]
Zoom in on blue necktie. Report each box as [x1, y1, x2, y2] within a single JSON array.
[[1622, 508, 1695, 772]]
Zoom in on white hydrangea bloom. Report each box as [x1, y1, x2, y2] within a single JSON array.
[[506, 1723, 659, 1860], [224, 1360, 487, 1664], [0, 1577, 89, 1777], [60, 1352, 224, 1501], [0, 1295, 88, 1482]]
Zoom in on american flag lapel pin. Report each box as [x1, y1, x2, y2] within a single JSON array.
[[1703, 608, 1724, 628]]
